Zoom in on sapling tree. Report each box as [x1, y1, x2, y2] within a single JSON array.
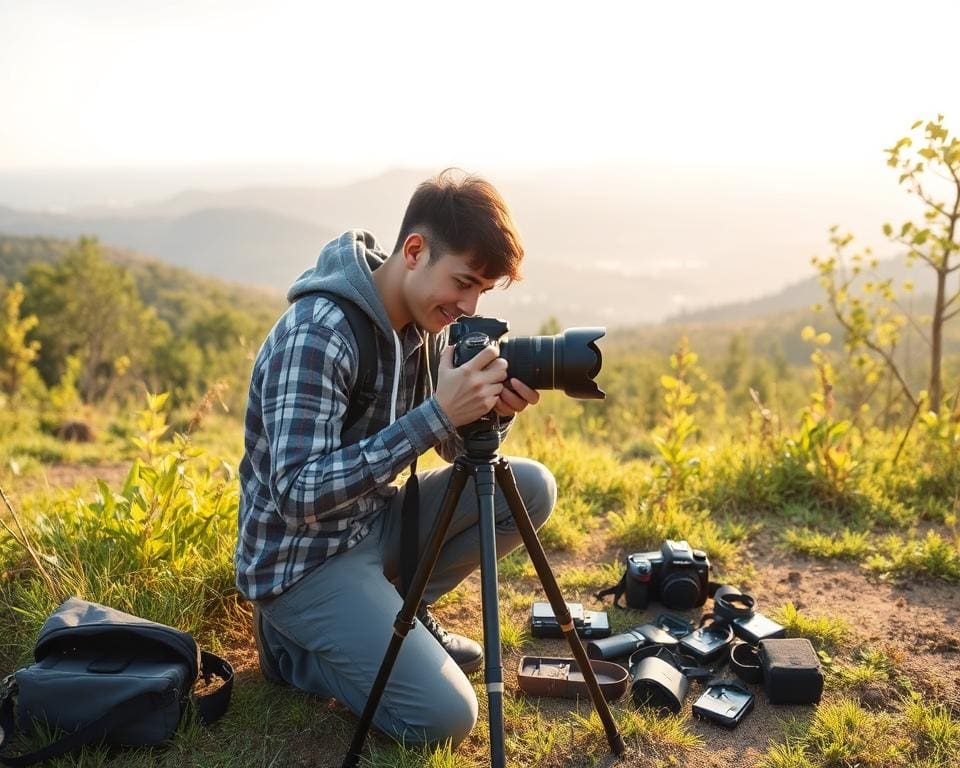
[[0, 282, 41, 400], [812, 116, 960, 418]]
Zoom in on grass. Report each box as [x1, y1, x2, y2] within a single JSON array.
[[3, 376, 960, 767], [771, 602, 852, 652], [760, 695, 960, 768], [781, 527, 874, 560], [865, 530, 960, 582], [829, 647, 896, 691]]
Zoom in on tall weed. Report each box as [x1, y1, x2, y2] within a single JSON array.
[[0, 393, 239, 666]]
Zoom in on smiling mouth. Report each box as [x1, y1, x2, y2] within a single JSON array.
[[438, 307, 456, 324]]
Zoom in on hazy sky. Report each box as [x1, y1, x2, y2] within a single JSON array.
[[2, 0, 958, 176]]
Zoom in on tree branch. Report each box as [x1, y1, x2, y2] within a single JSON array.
[[881, 291, 932, 346], [894, 237, 939, 269], [826, 294, 919, 410], [911, 178, 949, 216]]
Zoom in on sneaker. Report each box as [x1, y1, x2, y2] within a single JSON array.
[[252, 605, 288, 686], [416, 604, 483, 674]]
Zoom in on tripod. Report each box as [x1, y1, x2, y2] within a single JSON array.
[[342, 422, 625, 768]]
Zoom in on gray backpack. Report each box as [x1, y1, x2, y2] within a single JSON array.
[[0, 597, 233, 766]]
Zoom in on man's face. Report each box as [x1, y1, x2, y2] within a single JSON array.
[[403, 245, 500, 334]]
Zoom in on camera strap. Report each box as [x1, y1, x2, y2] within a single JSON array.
[[594, 574, 628, 608], [399, 340, 431, 597]]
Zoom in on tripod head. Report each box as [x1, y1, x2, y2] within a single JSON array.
[[457, 413, 503, 461]]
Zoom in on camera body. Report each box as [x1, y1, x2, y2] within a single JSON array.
[[626, 540, 710, 610], [449, 317, 509, 367]]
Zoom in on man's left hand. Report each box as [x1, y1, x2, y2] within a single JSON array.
[[493, 377, 540, 418]]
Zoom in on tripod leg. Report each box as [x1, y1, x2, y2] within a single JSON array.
[[342, 462, 471, 768], [494, 459, 627, 757], [474, 464, 507, 768]]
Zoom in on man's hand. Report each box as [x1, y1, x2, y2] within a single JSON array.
[[435, 345, 508, 427], [493, 377, 540, 418]]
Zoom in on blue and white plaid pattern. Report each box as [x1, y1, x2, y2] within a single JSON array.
[[236, 296, 456, 600]]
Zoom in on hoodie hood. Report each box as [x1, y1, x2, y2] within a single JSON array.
[[287, 230, 397, 341]]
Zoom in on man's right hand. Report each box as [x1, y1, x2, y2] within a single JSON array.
[[435, 345, 508, 427]]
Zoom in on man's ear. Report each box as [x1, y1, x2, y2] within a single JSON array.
[[402, 233, 427, 270]]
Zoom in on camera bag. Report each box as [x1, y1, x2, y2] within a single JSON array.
[[0, 597, 233, 766], [757, 638, 823, 705]]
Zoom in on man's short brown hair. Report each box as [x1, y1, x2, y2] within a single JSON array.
[[393, 169, 523, 285]]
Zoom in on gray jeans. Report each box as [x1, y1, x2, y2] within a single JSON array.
[[256, 457, 556, 746]]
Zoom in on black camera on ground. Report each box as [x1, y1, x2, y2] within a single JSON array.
[[448, 317, 605, 400], [626, 540, 710, 610]]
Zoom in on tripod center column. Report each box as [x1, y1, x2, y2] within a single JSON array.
[[474, 461, 507, 767]]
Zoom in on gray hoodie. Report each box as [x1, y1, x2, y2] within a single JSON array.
[[236, 230, 458, 600]]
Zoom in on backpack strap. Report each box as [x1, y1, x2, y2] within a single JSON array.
[[292, 290, 432, 598], [294, 291, 378, 435]]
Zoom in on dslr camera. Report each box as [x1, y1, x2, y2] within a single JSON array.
[[626, 540, 710, 610], [448, 317, 605, 399]]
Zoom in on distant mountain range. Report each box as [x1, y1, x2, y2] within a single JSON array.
[[663, 257, 933, 325], [0, 167, 921, 332]]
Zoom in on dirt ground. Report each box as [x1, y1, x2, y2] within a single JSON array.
[[676, 540, 960, 767], [217, 536, 959, 768]]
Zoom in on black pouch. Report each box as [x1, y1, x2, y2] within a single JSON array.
[[732, 612, 786, 644], [692, 680, 755, 728], [758, 638, 823, 704]]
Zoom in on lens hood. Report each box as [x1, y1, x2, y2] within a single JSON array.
[[629, 656, 689, 714], [711, 585, 756, 623], [499, 327, 605, 399]]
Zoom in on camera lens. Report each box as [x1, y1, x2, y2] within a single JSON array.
[[499, 328, 605, 399]]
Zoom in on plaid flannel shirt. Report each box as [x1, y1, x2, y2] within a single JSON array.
[[236, 295, 458, 600]]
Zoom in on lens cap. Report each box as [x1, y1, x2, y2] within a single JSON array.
[[660, 573, 703, 610]]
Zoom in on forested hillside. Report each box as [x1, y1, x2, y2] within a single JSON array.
[[1, 234, 283, 413]]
